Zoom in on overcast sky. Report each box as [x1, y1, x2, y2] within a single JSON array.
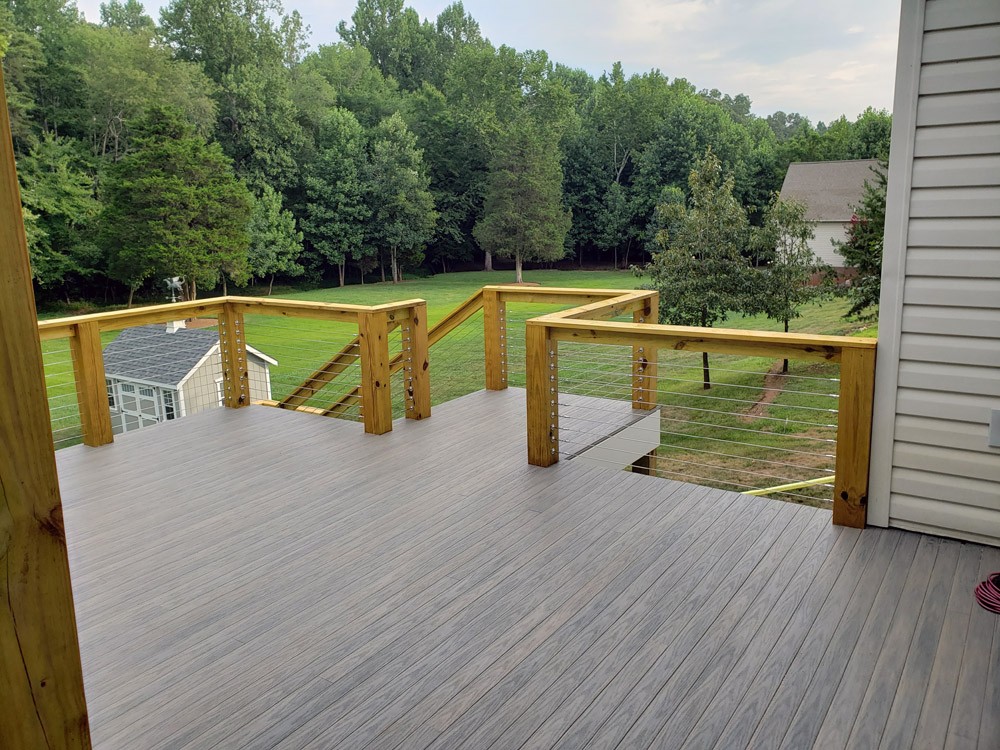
[[75, 0, 902, 125]]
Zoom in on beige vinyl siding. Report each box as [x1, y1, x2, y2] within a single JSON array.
[[871, 0, 1000, 543], [180, 351, 272, 414], [182, 351, 225, 415]]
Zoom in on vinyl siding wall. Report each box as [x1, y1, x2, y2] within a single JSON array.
[[870, 0, 1000, 543], [810, 222, 848, 267]]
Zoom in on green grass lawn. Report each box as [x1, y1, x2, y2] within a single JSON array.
[[41, 268, 875, 508]]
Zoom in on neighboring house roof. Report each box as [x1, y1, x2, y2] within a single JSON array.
[[779, 159, 881, 223], [103, 325, 276, 388]]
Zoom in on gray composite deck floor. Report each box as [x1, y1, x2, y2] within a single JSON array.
[[56, 389, 1000, 749]]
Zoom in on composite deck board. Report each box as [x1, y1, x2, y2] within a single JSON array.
[[53, 388, 1000, 749]]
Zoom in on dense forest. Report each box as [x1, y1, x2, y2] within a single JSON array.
[[1, 0, 892, 304]]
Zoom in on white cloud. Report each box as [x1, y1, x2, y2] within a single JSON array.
[[74, 0, 900, 123]]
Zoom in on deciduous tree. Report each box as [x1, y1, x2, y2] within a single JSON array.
[[642, 148, 752, 388], [364, 112, 436, 283], [752, 196, 827, 371], [247, 183, 303, 293]]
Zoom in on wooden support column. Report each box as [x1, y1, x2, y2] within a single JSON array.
[[0, 66, 92, 749], [526, 321, 558, 466], [483, 288, 507, 390], [631, 449, 657, 476], [218, 303, 249, 408], [405, 302, 430, 420], [70, 321, 113, 446], [358, 310, 392, 434], [631, 294, 658, 411], [833, 346, 876, 527]]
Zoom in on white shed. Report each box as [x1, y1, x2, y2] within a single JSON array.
[[779, 159, 882, 268], [102, 322, 277, 434], [869, 0, 1000, 544]]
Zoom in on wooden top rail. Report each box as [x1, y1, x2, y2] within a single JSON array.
[[428, 290, 484, 345], [37, 295, 427, 339], [227, 296, 421, 323], [547, 291, 658, 322], [38, 298, 226, 338], [536, 317, 875, 363], [487, 285, 645, 306]]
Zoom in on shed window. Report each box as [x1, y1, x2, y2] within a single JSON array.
[[106, 378, 116, 409], [163, 390, 176, 420]]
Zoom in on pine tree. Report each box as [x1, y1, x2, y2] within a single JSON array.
[[101, 106, 252, 303], [473, 118, 571, 283], [834, 161, 887, 320]]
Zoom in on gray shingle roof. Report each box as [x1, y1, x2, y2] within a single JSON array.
[[779, 159, 881, 222], [102, 325, 221, 387]]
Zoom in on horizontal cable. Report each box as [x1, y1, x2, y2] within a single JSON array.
[[557, 424, 835, 469]]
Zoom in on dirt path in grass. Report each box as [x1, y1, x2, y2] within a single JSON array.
[[743, 360, 787, 420]]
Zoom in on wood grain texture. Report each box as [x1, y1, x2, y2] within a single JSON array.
[[482, 288, 506, 391], [0, 65, 91, 749], [834, 346, 877, 527], [70, 321, 113, 446], [358, 310, 392, 434], [632, 296, 658, 410], [52, 389, 1000, 750], [405, 302, 430, 419], [526, 322, 557, 466], [218, 303, 249, 409]]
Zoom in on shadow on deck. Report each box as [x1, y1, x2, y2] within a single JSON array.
[[56, 389, 1000, 749]]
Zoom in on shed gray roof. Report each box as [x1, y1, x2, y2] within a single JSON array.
[[103, 325, 273, 388], [779, 159, 881, 222]]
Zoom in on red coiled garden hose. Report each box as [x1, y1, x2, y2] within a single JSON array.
[[975, 572, 1000, 613]]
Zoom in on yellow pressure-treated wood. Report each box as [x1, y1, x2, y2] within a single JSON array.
[[526, 321, 558, 466], [483, 288, 507, 390], [0, 66, 92, 749], [405, 302, 431, 419], [218, 304, 249, 408], [833, 346, 876, 527], [632, 295, 658, 411], [428, 290, 483, 346], [358, 311, 393, 434], [70, 321, 114, 446], [545, 319, 875, 363], [39, 299, 225, 334]]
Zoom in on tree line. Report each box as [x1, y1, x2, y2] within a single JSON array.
[[1, 0, 892, 304]]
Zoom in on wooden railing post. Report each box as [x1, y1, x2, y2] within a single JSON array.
[[1, 64, 92, 749], [358, 310, 393, 434], [632, 293, 658, 411], [404, 302, 430, 420], [70, 320, 114, 446], [833, 346, 876, 527], [483, 288, 507, 390], [218, 302, 249, 409], [526, 320, 558, 466]]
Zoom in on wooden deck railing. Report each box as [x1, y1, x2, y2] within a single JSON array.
[[38, 284, 877, 528], [37, 296, 430, 439], [521, 290, 878, 528]]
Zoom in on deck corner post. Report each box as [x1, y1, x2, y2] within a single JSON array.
[[405, 301, 430, 420], [218, 302, 249, 409], [526, 321, 558, 466], [70, 320, 114, 446], [358, 310, 393, 434], [833, 346, 876, 527], [632, 294, 658, 411], [0, 64, 92, 750], [483, 288, 508, 390]]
